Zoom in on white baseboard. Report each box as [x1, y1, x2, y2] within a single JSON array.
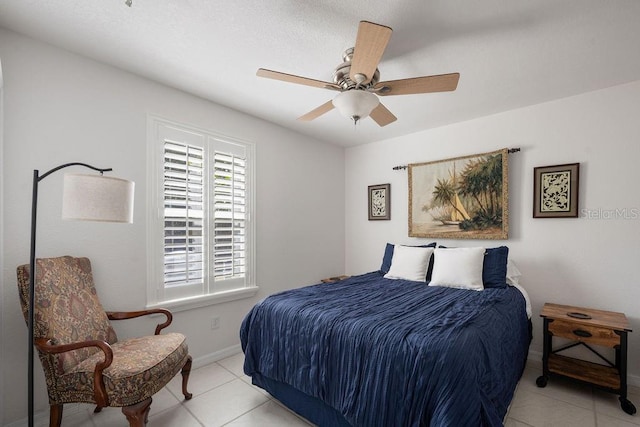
[[191, 343, 243, 369], [526, 349, 543, 369]]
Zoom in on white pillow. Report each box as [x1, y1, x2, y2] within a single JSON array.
[[506, 259, 522, 285], [383, 245, 434, 282], [429, 247, 485, 291]]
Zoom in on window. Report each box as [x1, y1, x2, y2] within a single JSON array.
[[147, 117, 256, 309]]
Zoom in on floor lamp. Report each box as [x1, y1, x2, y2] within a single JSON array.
[[27, 162, 134, 427]]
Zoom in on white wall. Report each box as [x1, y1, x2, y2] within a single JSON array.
[[0, 56, 5, 424], [0, 28, 345, 424], [345, 80, 640, 382]]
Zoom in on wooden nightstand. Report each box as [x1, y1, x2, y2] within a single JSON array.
[[320, 275, 350, 283], [537, 303, 636, 415]]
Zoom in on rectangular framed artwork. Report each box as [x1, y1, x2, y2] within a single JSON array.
[[533, 163, 580, 218], [368, 184, 391, 220], [408, 148, 508, 239]]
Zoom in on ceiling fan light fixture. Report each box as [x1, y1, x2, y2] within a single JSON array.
[[332, 90, 379, 123]]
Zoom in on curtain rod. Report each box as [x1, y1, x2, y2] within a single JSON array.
[[392, 148, 520, 171]]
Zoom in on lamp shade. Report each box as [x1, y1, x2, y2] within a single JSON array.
[[62, 173, 134, 223], [332, 90, 380, 122]]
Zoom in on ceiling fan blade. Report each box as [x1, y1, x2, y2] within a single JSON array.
[[375, 73, 460, 96], [257, 68, 341, 91], [298, 100, 335, 121], [350, 21, 392, 85], [369, 103, 397, 127]]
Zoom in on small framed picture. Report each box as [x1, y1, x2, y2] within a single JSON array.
[[368, 184, 391, 220], [533, 163, 580, 218]]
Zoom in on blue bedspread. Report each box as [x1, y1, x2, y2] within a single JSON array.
[[241, 272, 531, 426]]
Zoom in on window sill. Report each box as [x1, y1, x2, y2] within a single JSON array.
[[147, 286, 259, 313]]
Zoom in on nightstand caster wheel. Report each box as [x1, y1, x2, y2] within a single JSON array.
[[620, 397, 637, 415], [536, 375, 548, 388]]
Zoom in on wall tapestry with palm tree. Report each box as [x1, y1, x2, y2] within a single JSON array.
[[408, 148, 508, 239]]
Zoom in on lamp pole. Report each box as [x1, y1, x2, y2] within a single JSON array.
[[27, 163, 114, 427]]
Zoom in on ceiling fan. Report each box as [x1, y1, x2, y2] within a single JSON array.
[[257, 21, 460, 127]]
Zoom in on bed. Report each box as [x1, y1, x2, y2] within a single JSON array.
[[240, 245, 532, 426]]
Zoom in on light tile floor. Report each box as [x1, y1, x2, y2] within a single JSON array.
[[506, 364, 639, 427], [48, 354, 639, 426]]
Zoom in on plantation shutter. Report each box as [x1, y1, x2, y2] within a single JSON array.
[[213, 152, 246, 281], [149, 119, 255, 306], [163, 141, 205, 292]]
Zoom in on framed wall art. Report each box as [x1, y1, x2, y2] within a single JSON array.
[[368, 184, 391, 220], [408, 148, 508, 239], [533, 163, 579, 218]]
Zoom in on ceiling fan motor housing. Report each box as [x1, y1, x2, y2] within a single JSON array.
[[333, 48, 380, 90]]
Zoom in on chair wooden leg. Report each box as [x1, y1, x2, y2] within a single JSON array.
[[122, 398, 152, 427], [49, 404, 63, 427], [181, 355, 193, 400]]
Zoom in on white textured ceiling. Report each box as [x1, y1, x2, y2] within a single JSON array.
[[1, 0, 639, 146]]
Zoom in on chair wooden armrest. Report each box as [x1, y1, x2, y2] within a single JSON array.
[[106, 308, 173, 335], [34, 337, 113, 407]]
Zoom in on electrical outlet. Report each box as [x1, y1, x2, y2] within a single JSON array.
[[211, 317, 220, 330]]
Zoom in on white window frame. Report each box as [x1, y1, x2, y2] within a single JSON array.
[[146, 116, 257, 311]]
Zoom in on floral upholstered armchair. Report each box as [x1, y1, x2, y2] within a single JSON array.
[[16, 256, 192, 427]]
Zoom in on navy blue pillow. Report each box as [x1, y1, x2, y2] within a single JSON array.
[[482, 246, 509, 288], [380, 242, 437, 279], [380, 243, 396, 274]]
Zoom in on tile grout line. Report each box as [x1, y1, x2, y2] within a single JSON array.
[[219, 399, 274, 426], [507, 416, 536, 427], [218, 356, 317, 426], [157, 361, 241, 427], [592, 385, 599, 427], [269, 397, 317, 426], [183, 358, 277, 427]]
